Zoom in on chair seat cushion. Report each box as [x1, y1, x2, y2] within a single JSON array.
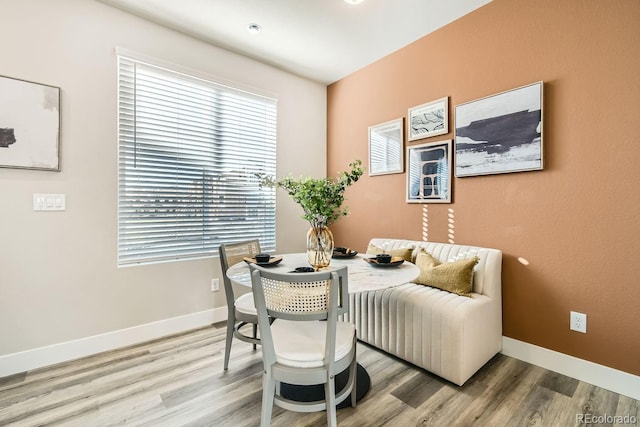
[[271, 319, 355, 368], [235, 292, 257, 315]]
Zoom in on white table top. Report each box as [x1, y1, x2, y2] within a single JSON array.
[[226, 252, 420, 294]]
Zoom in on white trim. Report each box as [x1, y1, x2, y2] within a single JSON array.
[[0, 307, 227, 378], [502, 336, 640, 400]]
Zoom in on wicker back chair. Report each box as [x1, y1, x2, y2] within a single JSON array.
[[219, 239, 262, 370], [250, 265, 356, 427]]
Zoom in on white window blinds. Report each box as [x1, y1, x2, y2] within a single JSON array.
[[117, 55, 277, 266]]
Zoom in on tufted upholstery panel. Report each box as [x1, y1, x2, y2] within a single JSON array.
[[346, 238, 502, 386]]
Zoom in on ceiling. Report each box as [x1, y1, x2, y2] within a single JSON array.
[[97, 0, 492, 85]]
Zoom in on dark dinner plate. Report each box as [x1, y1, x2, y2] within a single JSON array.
[[332, 250, 358, 259], [243, 256, 283, 266], [363, 257, 404, 267]]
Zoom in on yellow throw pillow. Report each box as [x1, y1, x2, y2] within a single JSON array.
[[366, 244, 413, 262], [415, 250, 479, 296]]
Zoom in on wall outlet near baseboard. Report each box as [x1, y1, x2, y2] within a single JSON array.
[[570, 311, 587, 333], [210, 278, 220, 292]]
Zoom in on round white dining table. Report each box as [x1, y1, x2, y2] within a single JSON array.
[[226, 252, 420, 407], [225, 252, 420, 293]]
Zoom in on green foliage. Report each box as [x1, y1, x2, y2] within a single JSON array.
[[258, 160, 364, 227]]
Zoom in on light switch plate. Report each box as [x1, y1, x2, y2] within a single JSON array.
[[33, 193, 66, 211]]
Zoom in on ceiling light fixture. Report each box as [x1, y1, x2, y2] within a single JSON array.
[[344, 0, 365, 4], [247, 23, 261, 34]]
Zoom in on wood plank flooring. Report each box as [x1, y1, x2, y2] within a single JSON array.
[[1, 323, 638, 426]]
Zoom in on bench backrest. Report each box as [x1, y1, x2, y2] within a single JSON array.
[[367, 238, 502, 299]]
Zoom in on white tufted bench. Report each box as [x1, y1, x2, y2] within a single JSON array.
[[345, 238, 503, 386]]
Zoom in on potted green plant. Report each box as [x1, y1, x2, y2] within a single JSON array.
[[258, 160, 364, 269]]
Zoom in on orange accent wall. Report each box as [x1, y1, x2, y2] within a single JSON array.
[[327, 0, 640, 375]]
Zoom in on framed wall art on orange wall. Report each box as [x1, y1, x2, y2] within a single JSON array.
[[454, 81, 543, 177]]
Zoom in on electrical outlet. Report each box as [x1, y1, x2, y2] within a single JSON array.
[[210, 278, 220, 292], [570, 311, 587, 333]]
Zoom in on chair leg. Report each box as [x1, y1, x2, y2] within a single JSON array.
[[261, 373, 276, 427], [223, 318, 235, 371], [325, 377, 337, 427], [252, 323, 258, 350]]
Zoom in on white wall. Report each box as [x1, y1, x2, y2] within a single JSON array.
[[0, 0, 326, 360]]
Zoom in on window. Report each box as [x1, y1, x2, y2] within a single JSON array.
[[117, 55, 277, 266]]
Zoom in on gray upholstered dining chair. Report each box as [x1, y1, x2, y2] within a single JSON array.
[[219, 239, 262, 370], [250, 264, 357, 427]]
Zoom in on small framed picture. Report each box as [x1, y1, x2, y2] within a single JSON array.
[[0, 75, 61, 171], [455, 81, 543, 177], [407, 96, 448, 141], [406, 139, 452, 203], [368, 118, 404, 176]]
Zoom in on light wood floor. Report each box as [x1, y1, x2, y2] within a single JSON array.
[[1, 323, 638, 427]]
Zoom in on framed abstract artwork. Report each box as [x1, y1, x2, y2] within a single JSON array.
[[368, 118, 404, 176], [408, 96, 448, 141], [406, 139, 452, 203], [0, 75, 61, 171], [455, 81, 543, 177]]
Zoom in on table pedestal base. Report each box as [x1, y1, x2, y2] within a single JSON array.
[[279, 363, 370, 409]]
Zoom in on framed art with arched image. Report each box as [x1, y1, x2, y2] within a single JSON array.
[[406, 139, 452, 204]]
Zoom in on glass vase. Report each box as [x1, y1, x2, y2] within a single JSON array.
[[306, 225, 334, 270]]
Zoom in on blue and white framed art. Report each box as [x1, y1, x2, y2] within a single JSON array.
[[406, 139, 452, 203]]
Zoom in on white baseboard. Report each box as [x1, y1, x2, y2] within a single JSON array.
[[502, 336, 640, 401], [0, 307, 227, 378], [3, 320, 638, 402]]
